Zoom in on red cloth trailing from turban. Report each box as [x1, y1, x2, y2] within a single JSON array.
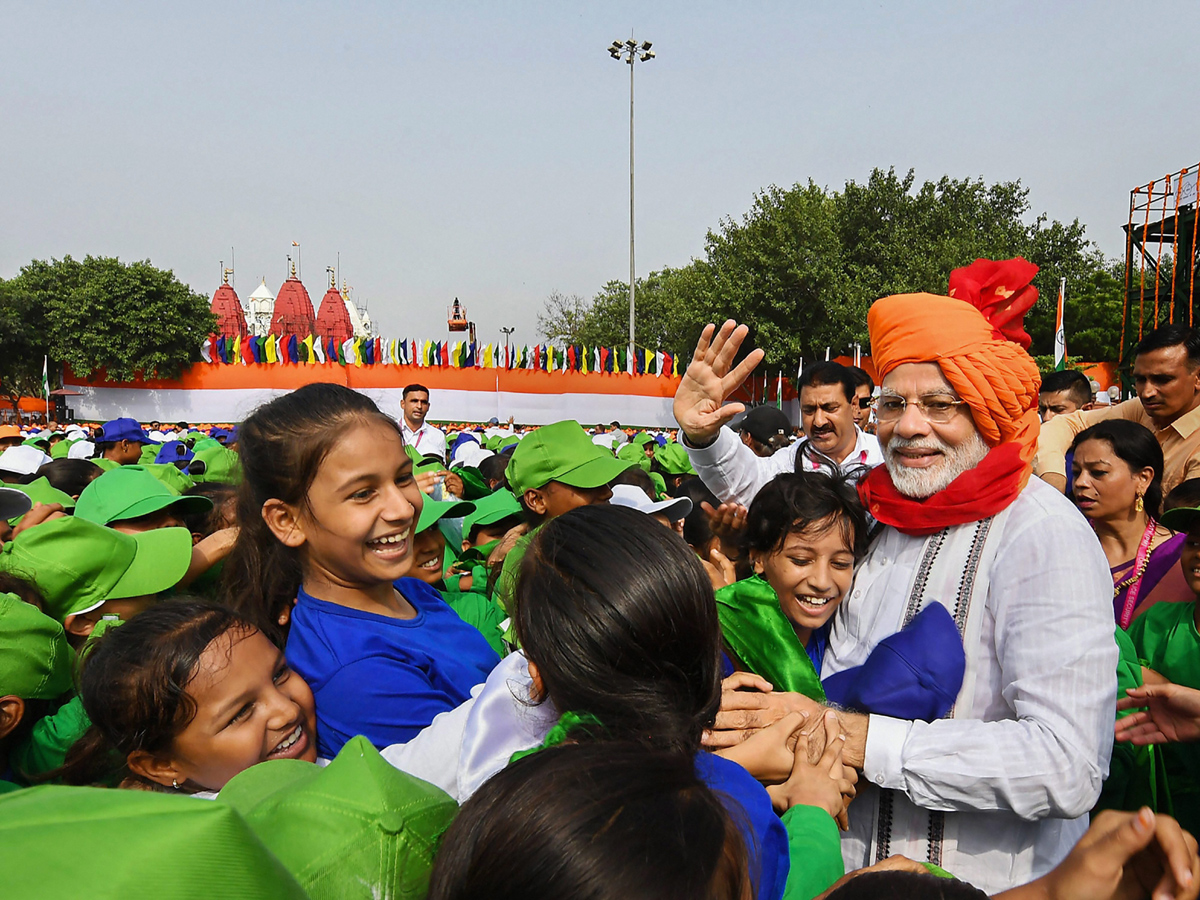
[[858, 258, 1043, 535]]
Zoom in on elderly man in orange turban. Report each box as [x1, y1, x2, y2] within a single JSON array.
[[674, 260, 1115, 893]]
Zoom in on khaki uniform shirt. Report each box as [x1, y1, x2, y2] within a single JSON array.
[[1034, 398, 1200, 495]]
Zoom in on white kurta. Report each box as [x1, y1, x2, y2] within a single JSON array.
[[684, 425, 883, 506], [824, 477, 1116, 893]]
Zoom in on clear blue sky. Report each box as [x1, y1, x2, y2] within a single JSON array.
[[4, 1, 1197, 349]]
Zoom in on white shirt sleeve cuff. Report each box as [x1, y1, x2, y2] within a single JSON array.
[[862, 713, 912, 790], [682, 425, 740, 467]]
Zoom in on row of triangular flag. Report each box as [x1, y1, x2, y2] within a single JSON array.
[[201, 335, 680, 376]]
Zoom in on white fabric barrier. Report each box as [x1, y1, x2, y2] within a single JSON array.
[[67, 385, 679, 428]]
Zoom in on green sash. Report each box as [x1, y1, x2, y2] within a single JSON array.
[[715, 575, 825, 701]]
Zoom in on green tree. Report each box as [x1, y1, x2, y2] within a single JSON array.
[[13, 256, 215, 382], [541, 167, 1122, 372], [0, 279, 49, 414]]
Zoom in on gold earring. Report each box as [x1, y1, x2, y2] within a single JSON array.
[[1135, 493, 1144, 513], [172, 778, 179, 790]]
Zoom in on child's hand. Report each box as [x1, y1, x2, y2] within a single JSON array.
[[1117, 682, 1200, 744], [701, 548, 737, 590], [766, 711, 857, 825], [702, 501, 748, 541], [716, 711, 807, 783], [415, 469, 445, 495], [487, 524, 529, 568]]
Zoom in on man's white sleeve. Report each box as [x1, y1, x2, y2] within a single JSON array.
[[683, 427, 798, 506]]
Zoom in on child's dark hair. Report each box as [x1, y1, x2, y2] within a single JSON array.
[[35, 458, 103, 499], [183, 482, 237, 536], [428, 742, 748, 900], [743, 471, 869, 561], [0, 571, 48, 613], [221, 383, 401, 638], [1071, 419, 1165, 519], [1164, 478, 1200, 514], [477, 455, 509, 489], [823, 871, 987, 900], [55, 598, 255, 790], [608, 465, 656, 499], [515, 504, 721, 757], [674, 477, 720, 552]]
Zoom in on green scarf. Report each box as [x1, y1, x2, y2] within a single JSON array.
[[508, 711, 602, 765], [715, 575, 825, 701]]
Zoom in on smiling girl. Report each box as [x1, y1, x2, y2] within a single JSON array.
[[58, 599, 318, 793], [716, 472, 867, 698], [222, 384, 500, 757]]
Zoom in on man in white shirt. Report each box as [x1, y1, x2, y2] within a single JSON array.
[[400, 383, 447, 462], [682, 263, 1115, 892], [676, 360, 882, 507]]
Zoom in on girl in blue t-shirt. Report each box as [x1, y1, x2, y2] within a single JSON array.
[[222, 384, 500, 757], [510, 504, 855, 900]]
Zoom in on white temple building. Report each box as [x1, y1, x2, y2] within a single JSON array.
[[246, 278, 276, 337]]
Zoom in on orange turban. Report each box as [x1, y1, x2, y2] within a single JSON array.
[[867, 258, 1042, 469]]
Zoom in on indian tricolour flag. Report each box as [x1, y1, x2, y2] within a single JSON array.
[[1053, 277, 1067, 371]]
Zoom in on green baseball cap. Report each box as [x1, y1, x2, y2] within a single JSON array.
[[463, 489, 522, 535], [219, 734, 457, 900], [193, 444, 243, 484], [7, 477, 75, 525], [90, 457, 121, 472], [50, 439, 75, 459], [0, 516, 193, 622], [632, 431, 654, 447], [1, 785, 308, 899], [0, 593, 73, 700], [75, 466, 211, 527], [505, 420, 634, 496], [416, 497, 474, 534], [22, 436, 50, 451], [1162, 505, 1200, 534], [137, 443, 161, 465], [616, 441, 652, 472], [652, 442, 695, 476], [143, 461, 196, 494]]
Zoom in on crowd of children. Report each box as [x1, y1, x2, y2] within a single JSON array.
[[2, 385, 1200, 900]]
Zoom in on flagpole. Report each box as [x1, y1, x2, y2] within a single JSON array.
[[43, 355, 49, 423], [1054, 277, 1067, 371]]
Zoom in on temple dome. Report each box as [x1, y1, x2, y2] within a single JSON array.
[[315, 285, 354, 344], [270, 277, 316, 338], [209, 283, 248, 338]]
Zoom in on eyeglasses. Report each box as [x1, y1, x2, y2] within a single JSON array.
[[875, 394, 968, 423]]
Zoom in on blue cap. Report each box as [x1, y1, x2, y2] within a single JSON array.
[[822, 603, 965, 722], [154, 440, 195, 467], [99, 417, 151, 444]]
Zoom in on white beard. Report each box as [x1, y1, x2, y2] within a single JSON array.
[[884, 429, 992, 499]]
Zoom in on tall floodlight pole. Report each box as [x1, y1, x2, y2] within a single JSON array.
[[500, 326, 515, 369], [608, 37, 654, 374]]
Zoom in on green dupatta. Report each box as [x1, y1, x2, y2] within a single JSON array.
[[715, 575, 825, 701]]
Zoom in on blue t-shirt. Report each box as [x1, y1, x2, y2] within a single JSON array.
[[696, 752, 790, 900], [287, 577, 501, 758]]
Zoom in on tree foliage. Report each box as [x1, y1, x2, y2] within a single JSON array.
[[540, 168, 1122, 371], [0, 279, 47, 412], [5, 255, 215, 384]]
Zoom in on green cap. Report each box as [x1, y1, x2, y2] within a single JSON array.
[[632, 431, 654, 447], [0, 593, 73, 699], [0, 516, 193, 622], [505, 420, 634, 496], [193, 444, 242, 484], [1161, 505, 1200, 534], [616, 441, 652, 472], [462, 489, 522, 535], [90, 457, 121, 472], [143, 462, 196, 494], [50, 439, 75, 460], [22, 436, 50, 451], [219, 735, 457, 900], [1, 785, 308, 899], [7, 477, 75, 525], [653, 442, 695, 476], [137, 443, 161, 465], [75, 466, 211, 527], [416, 497, 474, 534]]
